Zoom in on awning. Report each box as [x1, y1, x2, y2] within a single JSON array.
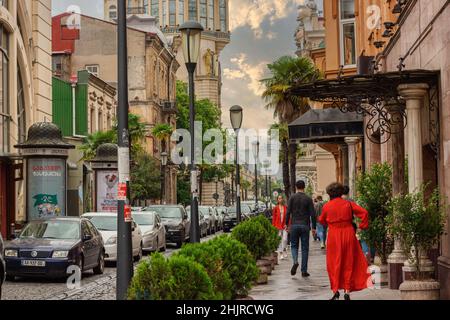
[[289, 108, 363, 144]]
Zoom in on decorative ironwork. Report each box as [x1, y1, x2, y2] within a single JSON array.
[[289, 70, 439, 144], [428, 84, 440, 157]]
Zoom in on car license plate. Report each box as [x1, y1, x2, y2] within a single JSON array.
[[21, 260, 46, 267]]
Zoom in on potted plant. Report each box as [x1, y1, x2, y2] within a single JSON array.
[[387, 186, 447, 300], [356, 163, 394, 286]]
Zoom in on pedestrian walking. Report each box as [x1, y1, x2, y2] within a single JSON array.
[[286, 180, 316, 277], [314, 196, 327, 249], [319, 183, 371, 300], [272, 195, 288, 260]]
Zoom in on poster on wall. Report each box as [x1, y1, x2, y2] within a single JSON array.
[[27, 158, 66, 221], [97, 170, 118, 213]]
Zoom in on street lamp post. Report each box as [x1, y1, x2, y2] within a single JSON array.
[[264, 160, 270, 209], [252, 140, 259, 209], [179, 21, 203, 243], [116, 0, 133, 300], [160, 152, 168, 205], [214, 175, 219, 207], [230, 105, 243, 223]]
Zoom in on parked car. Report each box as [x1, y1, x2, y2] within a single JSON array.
[[198, 211, 209, 238], [187, 206, 216, 235], [4, 217, 105, 280], [0, 236, 5, 299], [223, 207, 238, 233], [82, 213, 143, 262], [147, 205, 190, 248], [132, 211, 166, 253], [241, 205, 253, 220]]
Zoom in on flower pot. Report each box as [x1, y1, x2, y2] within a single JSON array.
[[370, 263, 389, 288], [272, 252, 279, 265], [257, 259, 272, 275], [399, 280, 440, 300], [256, 273, 268, 285], [262, 256, 276, 270]]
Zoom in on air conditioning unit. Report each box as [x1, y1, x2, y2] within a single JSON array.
[[163, 101, 177, 112]]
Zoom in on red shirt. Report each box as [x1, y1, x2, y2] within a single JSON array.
[[272, 205, 287, 230]]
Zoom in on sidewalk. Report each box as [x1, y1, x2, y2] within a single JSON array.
[[250, 238, 401, 300]]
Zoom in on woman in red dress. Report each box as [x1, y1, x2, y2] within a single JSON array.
[[319, 183, 371, 300]]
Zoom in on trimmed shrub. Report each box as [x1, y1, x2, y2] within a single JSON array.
[[232, 219, 270, 260], [127, 252, 215, 300], [176, 242, 233, 300], [208, 235, 259, 298], [253, 215, 281, 253]]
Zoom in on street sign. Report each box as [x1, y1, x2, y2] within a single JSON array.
[[124, 205, 132, 222], [118, 183, 127, 201]]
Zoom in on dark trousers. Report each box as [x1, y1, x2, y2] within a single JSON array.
[[290, 224, 310, 273]]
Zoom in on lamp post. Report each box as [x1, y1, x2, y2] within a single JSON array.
[[116, 0, 133, 300], [214, 175, 219, 207], [160, 152, 168, 205], [263, 159, 270, 209], [179, 21, 203, 243], [230, 105, 243, 223], [252, 140, 260, 209]]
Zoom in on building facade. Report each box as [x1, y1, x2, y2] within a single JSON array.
[[103, 0, 230, 109], [52, 13, 179, 205], [0, 1, 53, 238]]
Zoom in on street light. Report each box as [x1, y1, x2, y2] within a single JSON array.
[[160, 152, 168, 205], [263, 159, 270, 209], [179, 21, 203, 243], [230, 105, 243, 223], [116, 0, 133, 301], [252, 140, 260, 209], [214, 175, 219, 207]]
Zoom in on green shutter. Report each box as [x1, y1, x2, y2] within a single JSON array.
[[75, 84, 88, 136], [52, 77, 73, 137]]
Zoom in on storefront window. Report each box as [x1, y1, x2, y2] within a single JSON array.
[[0, 25, 9, 154], [339, 0, 356, 66]]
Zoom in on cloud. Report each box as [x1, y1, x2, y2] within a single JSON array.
[[229, 0, 305, 37], [225, 54, 268, 97]]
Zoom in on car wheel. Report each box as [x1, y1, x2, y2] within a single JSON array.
[[176, 241, 183, 249], [93, 251, 105, 275], [5, 275, 15, 282], [134, 244, 143, 262]]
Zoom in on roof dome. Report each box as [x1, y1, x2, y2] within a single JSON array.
[[15, 122, 75, 149], [91, 143, 118, 163]]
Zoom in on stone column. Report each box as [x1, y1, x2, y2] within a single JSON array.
[[345, 137, 360, 198], [385, 99, 407, 289], [397, 83, 435, 280], [341, 144, 349, 187]]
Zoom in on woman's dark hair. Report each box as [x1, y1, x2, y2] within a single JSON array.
[[343, 185, 350, 196], [326, 182, 345, 199]]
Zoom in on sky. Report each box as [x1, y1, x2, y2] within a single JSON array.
[[52, 0, 323, 130]]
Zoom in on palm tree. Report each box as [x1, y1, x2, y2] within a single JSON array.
[[152, 123, 174, 153], [262, 56, 321, 196], [79, 130, 116, 161]]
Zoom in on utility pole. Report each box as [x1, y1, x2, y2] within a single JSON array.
[[116, 0, 133, 300]]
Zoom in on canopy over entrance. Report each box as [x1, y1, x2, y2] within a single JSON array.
[[289, 108, 363, 144]]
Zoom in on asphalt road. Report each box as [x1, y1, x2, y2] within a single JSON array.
[[2, 232, 223, 300]]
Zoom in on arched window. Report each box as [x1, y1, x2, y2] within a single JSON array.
[[109, 5, 117, 19]]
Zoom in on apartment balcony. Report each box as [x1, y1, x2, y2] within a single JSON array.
[[127, 7, 146, 15]]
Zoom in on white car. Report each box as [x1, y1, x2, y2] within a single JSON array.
[[132, 211, 166, 253], [82, 213, 143, 262]]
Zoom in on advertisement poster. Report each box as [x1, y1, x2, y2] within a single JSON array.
[[27, 158, 66, 221], [97, 170, 118, 212]]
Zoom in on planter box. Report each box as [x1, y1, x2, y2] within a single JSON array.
[[370, 263, 389, 288], [257, 259, 272, 275], [262, 256, 276, 271], [256, 273, 268, 285], [399, 280, 440, 300]]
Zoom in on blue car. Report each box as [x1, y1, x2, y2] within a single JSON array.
[[4, 217, 105, 280]]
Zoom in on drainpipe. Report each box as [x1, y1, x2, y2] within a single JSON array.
[[70, 77, 86, 139]]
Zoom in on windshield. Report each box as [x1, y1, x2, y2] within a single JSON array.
[[148, 207, 181, 219], [20, 221, 80, 240], [242, 206, 252, 214], [85, 216, 117, 231], [199, 208, 210, 216], [133, 213, 154, 226], [226, 208, 237, 218]]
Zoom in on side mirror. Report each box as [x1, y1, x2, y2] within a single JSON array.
[[184, 215, 188, 220], [83, 234, 93, 242]]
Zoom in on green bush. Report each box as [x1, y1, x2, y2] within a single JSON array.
[[127, 252, 215, 300], [208, 235, 259, 298], [253, 215, 281, 253], [232, 219, 269, 260], [176, 242, 233, 300]]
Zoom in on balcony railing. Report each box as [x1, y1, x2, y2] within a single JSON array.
[[161, 26, 230, 41], [127, 7, 146, 15]]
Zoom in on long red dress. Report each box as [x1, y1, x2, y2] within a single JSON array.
[[319, 197, 371, 293]]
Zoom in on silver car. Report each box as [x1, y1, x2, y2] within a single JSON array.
[[199, 206, 217, 235], [133, 212, 166, 253], [0, 237, 5, 299]]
